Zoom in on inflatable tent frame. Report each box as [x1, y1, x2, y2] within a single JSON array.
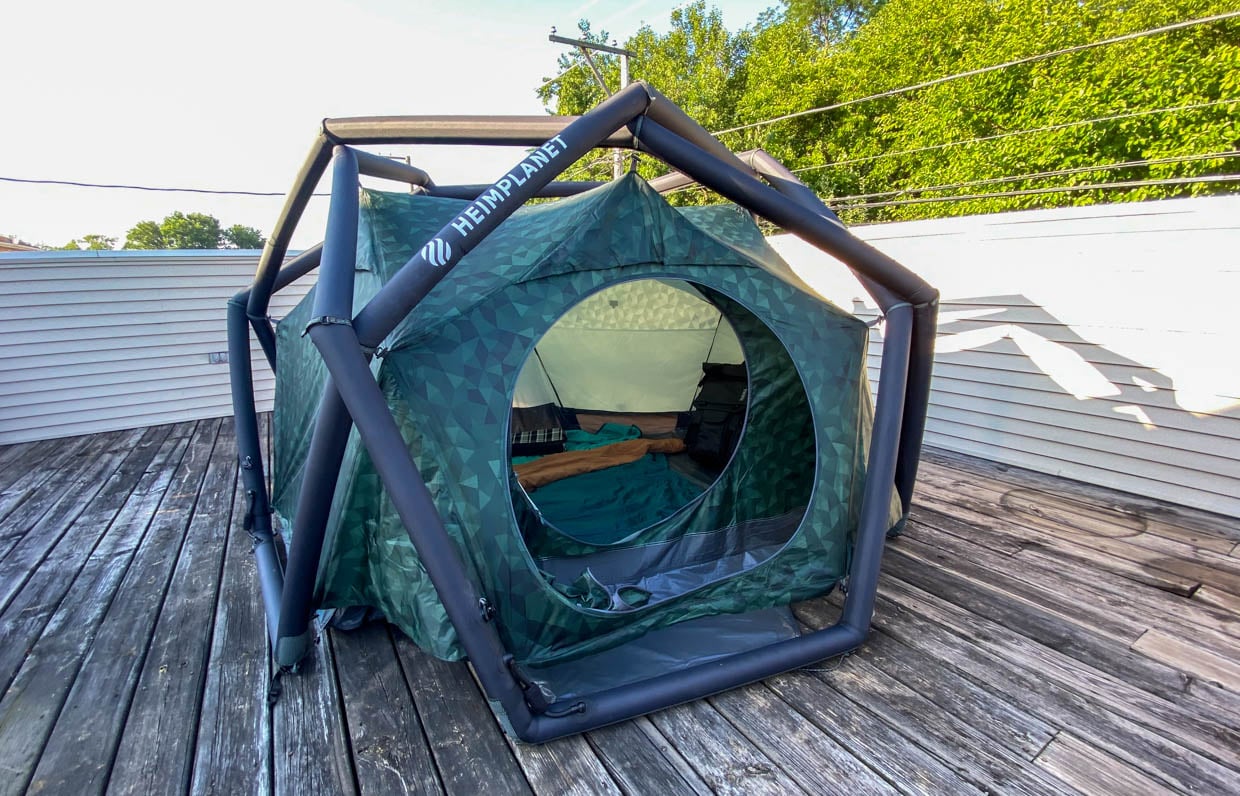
[[228, 82, 938, 742]]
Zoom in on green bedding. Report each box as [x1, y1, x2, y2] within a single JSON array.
[[512, 422, 641, 465], [519, 424, 702, 546]]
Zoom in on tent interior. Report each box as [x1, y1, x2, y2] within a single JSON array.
[[510, 278, 748, 543], [504, 277, 821, 696]]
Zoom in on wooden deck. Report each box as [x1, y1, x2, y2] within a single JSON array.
[[0, 418, 1238, 795]]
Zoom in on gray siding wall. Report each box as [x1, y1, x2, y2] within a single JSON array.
[[0, 251, 313, 444], [4, 196, 1237, 517], [770, 195, 1240, 518]]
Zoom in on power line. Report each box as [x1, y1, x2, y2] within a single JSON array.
[[831, 173, 1240, 210], [825, 150, 1240, 203], [0, 175, 328, 197], [714, 10, 1240, 136], [791, 97, 1240, 173]]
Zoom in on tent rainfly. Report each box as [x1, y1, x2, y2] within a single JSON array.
[[228, 83, 938, 742]]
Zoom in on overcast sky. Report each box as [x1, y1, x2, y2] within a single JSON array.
[[1, 0, 774, 250]]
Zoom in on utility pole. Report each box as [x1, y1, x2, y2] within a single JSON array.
[[549, 29, 634, 179]]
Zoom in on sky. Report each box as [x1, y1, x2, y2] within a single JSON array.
[[1, 0, 776, 250]]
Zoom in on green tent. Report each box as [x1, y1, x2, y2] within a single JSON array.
[[271, 175, 895, 699]]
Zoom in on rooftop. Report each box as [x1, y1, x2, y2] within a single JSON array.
[[0, 418, 1237, 794]]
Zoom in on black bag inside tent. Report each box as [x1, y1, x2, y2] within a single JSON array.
[[685, 362, 748, 468]]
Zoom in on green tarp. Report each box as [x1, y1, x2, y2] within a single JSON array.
[[272, 175, 893, 667]]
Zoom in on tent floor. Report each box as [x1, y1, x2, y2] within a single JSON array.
[[1, 417, 1238, 795]]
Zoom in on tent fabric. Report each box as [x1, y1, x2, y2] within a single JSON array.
[[272, 174, 893, 668], [531, 278, 743, 413]]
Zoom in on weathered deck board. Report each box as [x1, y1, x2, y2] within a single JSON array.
[[189, 413, 272, 796], [0, 423, 1236, 795], [26, 419, 221, 795], [0, 425, 192, 796], [393, 634, 531, 796], [584, 719, 713, 796], [332, 625, 442, 796], [108, 420, 239, 796]]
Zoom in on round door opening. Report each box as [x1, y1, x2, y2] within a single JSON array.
[[509, 278, 749, 545]]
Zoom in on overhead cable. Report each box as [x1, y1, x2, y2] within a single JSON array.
[[714, 10, 1240, 136], [792, 98, 1240, 173], [832, 173, 1240, 210], [825, 150, 1240, 203]]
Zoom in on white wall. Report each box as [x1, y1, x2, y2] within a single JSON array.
[[4, 196, 1237, 517], [769, 195, 1240, 518], [0, 250, 313, 444]]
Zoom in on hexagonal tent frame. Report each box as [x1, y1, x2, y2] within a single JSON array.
[[228, 82, 938, 742]]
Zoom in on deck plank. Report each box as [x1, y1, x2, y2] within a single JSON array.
[[912, 479, 1204, 596], [882, 545, 1240, 737], [506, 733, 621, 796], [708, 684, 898, 795], [796, 601, 1057, 760], [896, 528, 1150, 644], [332, 624, 443, 796], [0, 429, 139, 585], [1, 426, 1238, 795], [0, 438, 47, 483], [1130, 628, 1240, 692], [271, 633, 357, 795], [908, 515, 1240, 648], [869, 583, 1240, 794], [0, 423, 198, 796], [918, 457, 1237, 553], [108, 420, 239, 796], [762, 669, 985, 795], [1034, 732, 1176, 795], [922, 448, 1240, 542], [584, 718, 713, 796], [189, 415, 274, 796], [0, 435, 86, 524], [790, 618, 1074, 795], [392, 636, 531, 796], [22, 419, 223, 795], [647, 699, 808, 796], [0, 424, 175, 697], [916, 468, 1240, 597]]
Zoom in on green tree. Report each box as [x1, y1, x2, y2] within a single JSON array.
[[538, 3, 754, 195], [808, 0, 1240, 221], [158, 211, 223, 249], [785, 0, 888, 43], [123, 212, 266, 249], [222, 224, 265, 249], [59, 234, 116, 250], [539, 0, 1240, 220], [123, 220, 165, 249]]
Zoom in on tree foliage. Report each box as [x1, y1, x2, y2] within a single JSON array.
[[59, 234, 116, 250], [538, 3, 754, 186], [538, 0, 1240, 220], [123, 212, 266, 250], [223, 224, 265, 249]]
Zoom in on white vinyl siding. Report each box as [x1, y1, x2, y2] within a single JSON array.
[[0, 251, 313, 444], [770, 195, 1240, 518], [3, 196, 1237, 518]]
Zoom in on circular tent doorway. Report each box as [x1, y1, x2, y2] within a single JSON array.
[[508, 277, 817, 612]]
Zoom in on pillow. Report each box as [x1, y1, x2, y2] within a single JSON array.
[[511, 403, 566, 456]]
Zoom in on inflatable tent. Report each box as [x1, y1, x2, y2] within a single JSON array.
[[228, 83, 938, 742]]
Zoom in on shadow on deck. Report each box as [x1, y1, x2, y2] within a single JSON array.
[[0, 418, 1237, 795]]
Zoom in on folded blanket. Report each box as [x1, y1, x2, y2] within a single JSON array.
[[515, 437, 686, 491]]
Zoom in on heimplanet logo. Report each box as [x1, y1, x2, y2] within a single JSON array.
[[448, 135, 569, 240], [421, 237, 452, 267]]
